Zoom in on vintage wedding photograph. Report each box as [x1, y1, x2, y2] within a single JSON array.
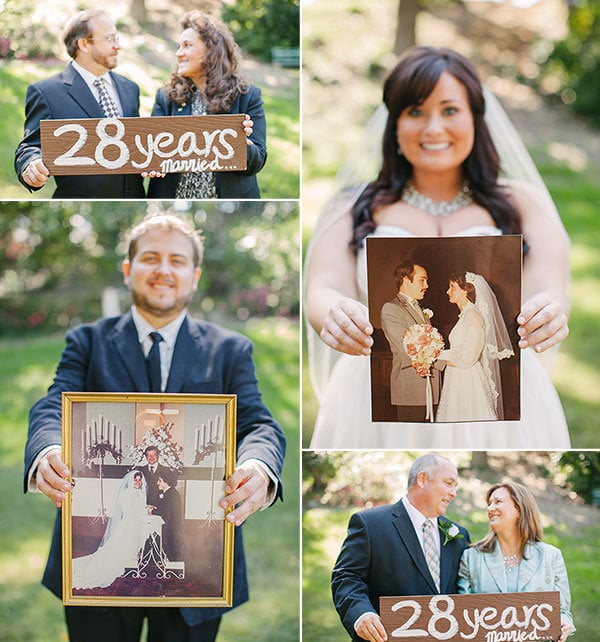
[[366, 235, 522, 424], [62, 392, 236, 606]]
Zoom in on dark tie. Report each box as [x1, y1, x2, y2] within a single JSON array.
[[93, 77, 120, 118], [146, 332, 163, 392]]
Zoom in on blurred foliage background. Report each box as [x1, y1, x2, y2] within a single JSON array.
[[0, 201, 299, 336]]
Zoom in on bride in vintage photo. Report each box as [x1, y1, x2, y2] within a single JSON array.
[[72, 470, 150, 590], [436, 271, 514, 422]]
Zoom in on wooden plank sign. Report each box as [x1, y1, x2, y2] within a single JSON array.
[[40, 114, 247, 175], [380, 592, 561, 642]]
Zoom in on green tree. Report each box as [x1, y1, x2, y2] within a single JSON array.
[[559, 451, 600, 505], [222, 0, 299, 62], [0, 202, 299, 336], [539, 0, 600, 127]]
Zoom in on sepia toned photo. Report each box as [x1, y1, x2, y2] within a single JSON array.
[[62, 392, 236, 607], [366, 235, 522, 423]]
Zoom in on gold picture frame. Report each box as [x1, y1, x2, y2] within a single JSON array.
[[61, 392, 236, 607]]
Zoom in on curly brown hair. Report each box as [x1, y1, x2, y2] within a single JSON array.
[[165, 11, 249, 114]]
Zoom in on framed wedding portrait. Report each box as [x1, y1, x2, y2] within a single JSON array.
[[61, 392, 236, 607], [366, 235, 522, 423]]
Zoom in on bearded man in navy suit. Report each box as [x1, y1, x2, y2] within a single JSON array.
[[14, 10, 145, 198], [24, 214, 286, 642], [332, 454, 469, 642]]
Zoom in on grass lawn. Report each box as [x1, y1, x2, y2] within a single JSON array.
[[0, 317, 299, 642], [303, 502, 600, 642]]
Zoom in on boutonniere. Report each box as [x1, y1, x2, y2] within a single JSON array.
[[423, 308, 434, 321], [159, 492, 164, 500], [438, 519, 463, 546]]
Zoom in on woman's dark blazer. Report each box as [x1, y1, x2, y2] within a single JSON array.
[[147, 84, 267, 199]]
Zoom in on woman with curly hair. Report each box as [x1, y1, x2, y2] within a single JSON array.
[[148, 11, 266, 198]]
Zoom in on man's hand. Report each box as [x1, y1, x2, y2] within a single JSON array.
[[22, 158, 50, 188], [355, 613, 388, 642], [36, 448, 71, 508], [220, 463, 270, 526]]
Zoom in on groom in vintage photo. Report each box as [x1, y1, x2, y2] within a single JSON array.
[[331, 453, 469, 642], [380, 260, 443, 421]]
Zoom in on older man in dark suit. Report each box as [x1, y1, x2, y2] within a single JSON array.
[[332, 453, 469, 642], [14, 10, 145, 198], [24, 214, 285, 642]]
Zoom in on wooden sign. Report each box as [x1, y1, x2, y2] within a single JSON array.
[[41, 114, 247, 175], [380, 592, 561, 642]]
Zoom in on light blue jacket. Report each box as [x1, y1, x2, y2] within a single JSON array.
[[458, 541, 575, 631]]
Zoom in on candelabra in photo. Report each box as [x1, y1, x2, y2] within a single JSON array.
[[193, 416, 225, 525], [81, 415, 123, 523]]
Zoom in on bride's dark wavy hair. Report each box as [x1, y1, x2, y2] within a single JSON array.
[[351, 46, 522, 251], [165, 11, 249, 114]]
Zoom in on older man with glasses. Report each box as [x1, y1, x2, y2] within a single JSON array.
[[15, 9, 145, 198]]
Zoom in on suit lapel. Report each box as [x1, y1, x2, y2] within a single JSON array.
[[392, 501, 439, 593], [111, 72, 138, 117], [397, 296, 426, 324], [63, 64, 105, 118], [165, 317, 204, 393], [437, 518, 459, 593], [483, 542, 508, 592], [518, 544, 543, 591], [109, 312, 149, 391]]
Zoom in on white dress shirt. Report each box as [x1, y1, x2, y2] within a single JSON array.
[[71, 60, 124, 116]]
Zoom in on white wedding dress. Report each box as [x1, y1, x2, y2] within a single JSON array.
[[309, 225, 571, 449], [72, 476, 149, 589], [436, 304, 496, 422]]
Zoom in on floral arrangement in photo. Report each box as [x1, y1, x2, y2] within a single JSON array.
[[438, 518, 464, 546], [129, 421, 184, 471], [402, 322, 444, 377]]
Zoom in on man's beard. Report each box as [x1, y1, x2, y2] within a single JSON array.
[[130, 288, 193, 319], [92, 50, 118, 70]]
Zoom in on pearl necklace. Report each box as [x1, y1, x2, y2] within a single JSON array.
[[401, 182, 473, 216], [503, 552, 521, 571]]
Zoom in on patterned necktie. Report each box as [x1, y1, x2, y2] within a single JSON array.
[[422, 520, 441, 592], [146, 332, 163, 392], [93, 77, 120, 118]]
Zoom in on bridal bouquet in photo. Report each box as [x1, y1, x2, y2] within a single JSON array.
[[402, 322, 445, 376], [403, 322, 445, 421]]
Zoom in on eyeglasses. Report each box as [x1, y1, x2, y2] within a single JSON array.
[[87, 35, 120, 45]]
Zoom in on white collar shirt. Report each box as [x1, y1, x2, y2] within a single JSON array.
[[131, 306, 187, 392], [72, 60, 123, 115], [402, 495, 441, 557]]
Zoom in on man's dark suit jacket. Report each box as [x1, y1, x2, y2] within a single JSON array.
[[147, 85, 267, 199], [139, 462, 173, 508], [14, 63, 145, 198], [154, 485, 185, 562], [24, 312, 286, 627], [331, 500, 469, 640]]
